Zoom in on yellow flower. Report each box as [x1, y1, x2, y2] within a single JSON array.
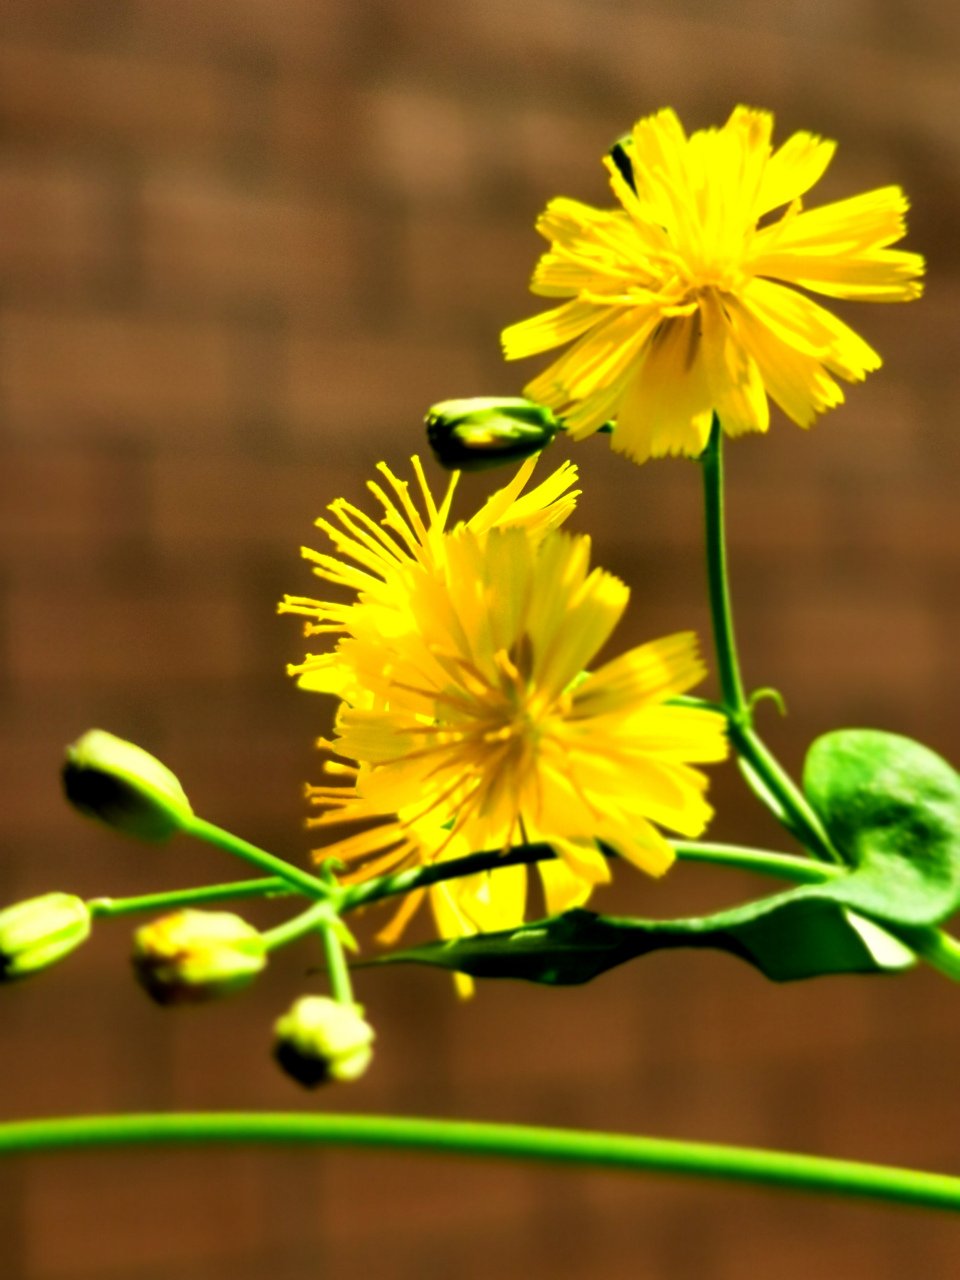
[[285, 459, 727, 969], [502, 105, 924, 464], [281, 455, 583, 985]]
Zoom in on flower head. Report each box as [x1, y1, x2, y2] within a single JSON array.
[[502, 106, 924, 464], [284, 458, 727, 956]]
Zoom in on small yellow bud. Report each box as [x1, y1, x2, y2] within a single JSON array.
[[426, 397, 559, 471], [273, 995, 374, 1087], [0, 893, 91, 981], [63, 729, 193, 842], [132, 909, 266, 1005]]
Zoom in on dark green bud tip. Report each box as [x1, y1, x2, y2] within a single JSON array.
[[425, 397, 559, 472], [0, 893, 91, 981], [132, 909, 267, 1005], [273, 995, 374, 1087], [63, 729, 193, 843]]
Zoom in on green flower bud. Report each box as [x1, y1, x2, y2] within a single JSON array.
[[273, 995, 374, 1087], [63, 729, 193, 842], [132, 909, 266, 1005], [0, 893, 91, 981], [426, 397, 559, 471]]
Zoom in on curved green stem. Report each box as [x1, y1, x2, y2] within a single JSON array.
[[89, 877, 294, 919], [699, 418, 842, 865], [0, 1111, 958, 1212], [182, 816, 333, 900]]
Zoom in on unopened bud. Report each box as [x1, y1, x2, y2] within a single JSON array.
[[273, 995, 374, 1086], [63, 729, 193, 842], [0, 893, 91, 981], [132, 909, 266, 1005], [426, 397, 559, 471]]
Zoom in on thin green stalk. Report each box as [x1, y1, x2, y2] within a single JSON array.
[[1, 1111, 960, 1212], [182, 816, 333, 900], [339, 842, 561, 912], [322, 922, 355, 1003], [339, 839, 837, 916], [88, 878, 294, 920], [261, 900, 337, 953], [699, 418, 841, 864], [735, 724, 842, 863], [700, 415, 748, 716], [671, 841, 840, 885]]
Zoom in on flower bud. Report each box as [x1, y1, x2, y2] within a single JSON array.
[[426, 397, 559, 471], [0, 893, 91, 981], [273, 995, 374, 1087], [63, 729, 193, 842], [132, 909, 266, 1005]]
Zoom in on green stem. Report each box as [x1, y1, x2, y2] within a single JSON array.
[[322, 922, 355, 1003], [182, 816, 333, 900], [88, 878, 294, 919], [892, 926, 960, 982], [732, 724, 842, 864], [340, 839, 836, 916], [339, 843, 560, 912], [700, 415, 748, 715], [0, 1112, 959, 1212], [261, 900, 337, 953], [671, 841, 839, 885], [699, 417, 841, 864]]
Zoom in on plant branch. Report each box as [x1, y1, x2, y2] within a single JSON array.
[[88, 878, 294, 919], [182, 816, 333, 900], [338, 839, 838, 915], [261, 900, 338, 953]]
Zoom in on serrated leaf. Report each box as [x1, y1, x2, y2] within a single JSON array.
[[803, 729, 960, 927], [378, 895, 915, 986]]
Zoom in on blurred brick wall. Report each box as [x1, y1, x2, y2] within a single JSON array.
[[2, 1, 960, 1277]]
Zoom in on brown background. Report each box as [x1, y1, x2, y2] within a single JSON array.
[[1, 1, 960, 1276]]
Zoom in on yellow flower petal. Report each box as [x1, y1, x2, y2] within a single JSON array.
[[755, 130, 836, 216], [739, 277, 880, 381], [538, 848, 608, 915], [611, 315, 715, 463]]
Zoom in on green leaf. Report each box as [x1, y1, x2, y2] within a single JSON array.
[[803, 729, 960, 927], [377, 897, 915, 986]]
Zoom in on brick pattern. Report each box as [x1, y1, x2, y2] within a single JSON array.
[[1, 2, 960, 1277]]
